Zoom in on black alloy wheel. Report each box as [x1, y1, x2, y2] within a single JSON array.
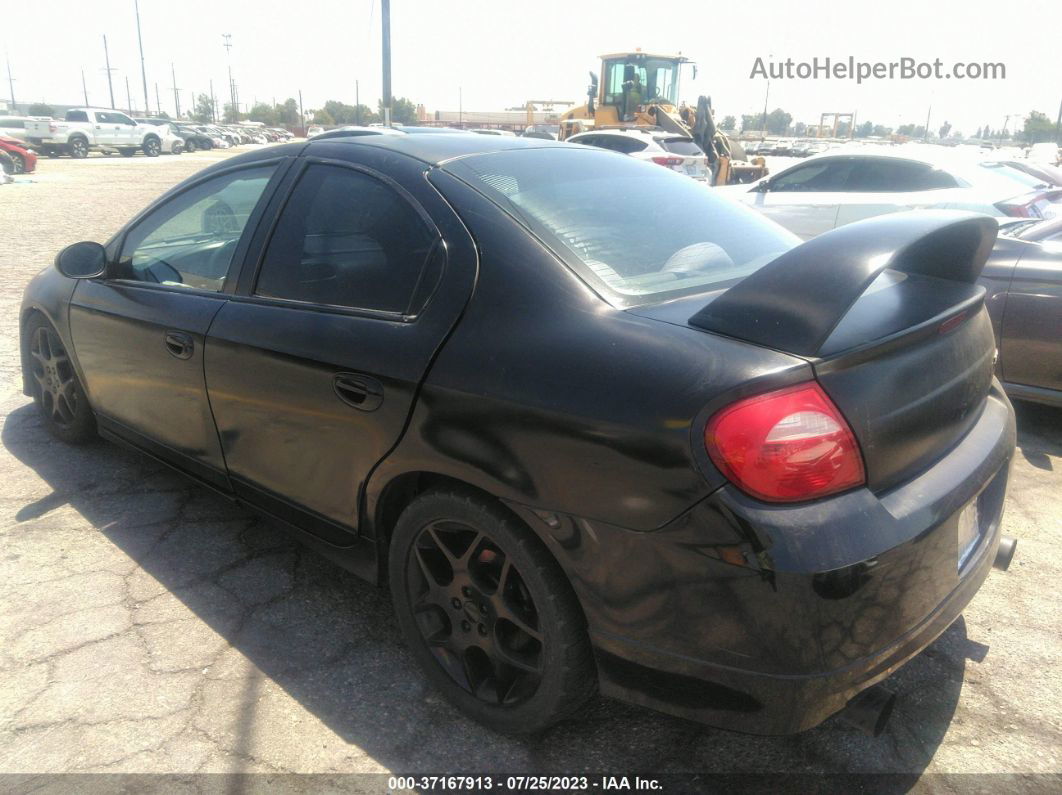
[[7, 152, 25, 173], [26, 317, 96, 443], [69, 137, 89, 159], [390, 489, 595, 733], [142, 137, 161, 157]]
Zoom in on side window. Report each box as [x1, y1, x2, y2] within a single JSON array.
[[95, 112, 113, 124], [114, 113, 137, 126], [115, 165, 276, 292], [255, 164, 438, 314], [67, 110, 89, 123], [849, 160, 958, 192], [770, 160, 855, 192]]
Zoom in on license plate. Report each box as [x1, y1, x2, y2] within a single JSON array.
[[686, 165, 705, 176], [957, 499, 981, 569]]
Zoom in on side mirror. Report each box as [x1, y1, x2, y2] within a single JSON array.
[[754, 179, 771, 193], [55, 241, 106, 279]]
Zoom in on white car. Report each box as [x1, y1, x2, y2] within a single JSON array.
[[306, 125, 325, 138], [715, 148, 1062, 239], [568, 129, 710, 181]]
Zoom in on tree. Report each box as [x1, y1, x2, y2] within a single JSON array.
[[379, 96, 417, 125], [871, 124, 892, 137], [28, 102, 54, 117], [897, 123, 926, 138], [975, 126, 983, 139], [193, 94, 215, 124], [249, 102, 278, 126], [311, 108, 335, 125], [938, 121, 952, 139], [719, 115, 736, 131], [1023, 111, 1055, 144], [740, 114, 762, 133], [793, 121, 807, 136], [223, 103, 242, 123], [856, 121, 874, 138], [764, 108, 792, 135], [277, 98, 299, 126]]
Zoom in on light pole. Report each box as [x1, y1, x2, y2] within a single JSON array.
[[102, 36, 116, 108], [4, 52, 14, 108], [81, 69, 89, 106], [134, 0, 150, 116], [171, 63, 181, 118], [223, 34, 235, 121], [381, 0, 392, 126], [760, 54, 771, 141]]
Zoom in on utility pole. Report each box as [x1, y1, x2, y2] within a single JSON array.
[[5, 52, 14, 108], [134, 0, 150, 115], [210, 79, 216, 123], [298, 89, 304, 129], [125, 76, 133, 115], [923, 105, 932, 142], [223, 34, 234, 121], [102, 36, 116, 108], [459, 86, 463, 127], [155, 83, 162, 117], [1055, 96, 1061, 144], [81, 69, 89, 106], [171, 63, 180, 118], [356, 79, 360, 125], [381, 0, 392, 126]]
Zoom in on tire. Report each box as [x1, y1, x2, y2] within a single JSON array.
[[389, 488, 596, 734], [142, 136, 161, 157], [0, 150, 13, 175], [23, 315, 96, 444], [184, 139, 197, 153], [203, 139, 213, 150], [68, 137, 89, 159], [118, 147, 136, 158], [6, 151, 25, 174]]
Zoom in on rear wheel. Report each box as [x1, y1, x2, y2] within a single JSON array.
[[142, 136, 161, 157], [24, 315, 96, 444], [184, 139, 197, 153], [389, 489, 596, 734], [68, 137, 89, 159], [6, 151, 25, 173]]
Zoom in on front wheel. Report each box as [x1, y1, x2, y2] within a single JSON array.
[[24, 315, 96, 444], [184, 139, 197, 153], [389, 489, 596, 734], [142, 137, 161, 157]]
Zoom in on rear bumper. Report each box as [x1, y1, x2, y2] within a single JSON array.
[[516, 384, 1016, 734]]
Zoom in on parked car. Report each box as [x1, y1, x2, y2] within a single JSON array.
[[747, 139, 776, 156], [568, 128, 709, 181], [21, 136, 1016, 737], [312, 125, 406, 141], [988, 158, 1062, 187], [469, 128, 516, 136], [771, 138, 796, 155], [25, 108, 165, 158], [132, 120, 184, 155], [306, 125, 325, 138], [980, 216, 1062, 407], [716, 149, 1062, 238], [0, 135, 38, 173], [169, 125, 213, 152], [0, 116, 32, 143]]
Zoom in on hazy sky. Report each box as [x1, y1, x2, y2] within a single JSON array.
[[6, 0, 1060, 135]]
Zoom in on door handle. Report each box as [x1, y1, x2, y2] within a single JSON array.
[[164, 331, 194, 360], [333, 373, 384, 412]]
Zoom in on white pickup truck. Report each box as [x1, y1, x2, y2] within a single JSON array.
[[25, 108, 165, 159]]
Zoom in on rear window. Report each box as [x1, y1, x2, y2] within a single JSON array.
[[446, 148, 798, 306], [66, 110, 89, 123], [658, 137, 704, 156]]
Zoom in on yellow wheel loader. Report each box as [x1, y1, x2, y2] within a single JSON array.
[[557, 51, 767, 185]]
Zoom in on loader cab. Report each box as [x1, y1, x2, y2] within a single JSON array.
[[600, 53, 686, 112]]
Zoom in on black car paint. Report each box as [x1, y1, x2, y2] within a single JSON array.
[[19, 136, 1015, 734]]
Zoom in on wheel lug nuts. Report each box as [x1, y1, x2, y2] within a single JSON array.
[[461, 620, 471, 632], [462, 586, 472, 597], [451, 598, 461, 609], [478, 624, 487, 636]]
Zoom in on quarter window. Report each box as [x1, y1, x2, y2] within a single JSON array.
[[254, 164, 438, 314], [115, 165, 276, 291]]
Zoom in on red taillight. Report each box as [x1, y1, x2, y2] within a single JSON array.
[[651, 156, 684, 167], [995, 193, 1047, 218], [704, 383, 865, 502]]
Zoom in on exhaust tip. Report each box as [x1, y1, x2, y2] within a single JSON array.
[[994, 535, 1017, 571], [838, 685, 896, 737]]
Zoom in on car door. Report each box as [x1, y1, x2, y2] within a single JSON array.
[[745, 157, 856, 239], [835, 157, 959, 229], [68, 161, 285, 488], [204, 153, 477, 543], [92, 111, 123, 146], [111, 112, 141, 146], [999, 238, 1062, 393]]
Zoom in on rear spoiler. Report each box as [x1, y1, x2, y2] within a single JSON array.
[[688, 211, 998, 357]]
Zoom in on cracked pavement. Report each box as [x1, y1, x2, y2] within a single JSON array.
[[0, 152, 1059, 783]]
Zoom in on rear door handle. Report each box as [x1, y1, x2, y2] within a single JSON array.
[[333, 373, 384, 412], [164, 331, 194, 360]]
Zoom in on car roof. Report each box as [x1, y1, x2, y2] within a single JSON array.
[[304, 130, 578, 165]]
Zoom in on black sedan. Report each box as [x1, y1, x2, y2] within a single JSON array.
[[982, 216, 1062, 407], [20, 135, 1016, 736], [173, 124, 214, 153]]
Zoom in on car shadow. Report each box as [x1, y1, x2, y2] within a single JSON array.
[[1013, 401, 1061, 472], [2, 403, 970, 781]]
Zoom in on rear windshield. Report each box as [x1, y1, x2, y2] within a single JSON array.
[[446, 147, 798, 305], [659, 137, 704, 156]]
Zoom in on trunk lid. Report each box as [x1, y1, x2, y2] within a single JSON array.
[[680, 211, 1000, 493]]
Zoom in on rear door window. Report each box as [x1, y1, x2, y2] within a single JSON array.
[[848, 159, 957, 191], [254, 164, 438, 314], [66, 110, 89, 123]]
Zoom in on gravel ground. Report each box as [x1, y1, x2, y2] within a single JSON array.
[[0, 151, 1059, 788]]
